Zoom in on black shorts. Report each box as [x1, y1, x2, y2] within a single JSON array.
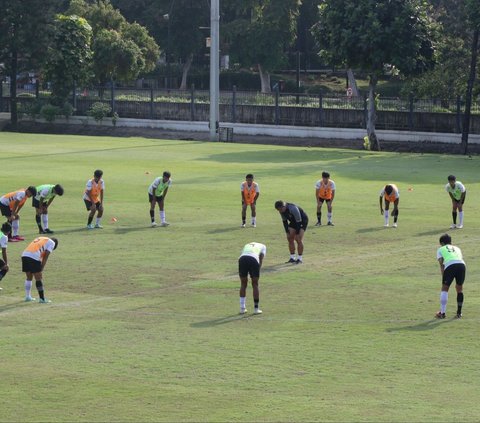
[[32, 198, 47, 208], [443, 263, 466, 287], [148, 194, 164, 203], [0, 203, 12, 217], [318, 197, 332, 204], [288, 219, 308, 232], [453, 192, 466, 205], [22, 256, 42, 273], [238, 255, 260, 278], [84, 200, 102, 211]]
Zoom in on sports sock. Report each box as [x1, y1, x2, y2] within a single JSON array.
[[35, 280, 45, 300], [149, 210, 155, 222], [254, 298, 259, 309], [452, 211, 457, 224], [12, 220, 19, 236], [297, 255, 303, 262], [440, 291, 448, 314], [384, 210, 389, 225], [457, 292, 464, 314], [35, 214, 42, 230], [96, 217, 102, 225], [317, 212, 321, 223], [252, 217, 256, 225], [25, 280, 32, 297], [458, 211, 464, 226], [160, 211, 166, 223], [327, 212, 332, 223], [290, 254, 296, 260], [240, 297, 246, 309], [42, 214, 48, 229], [87, 216, 93, 225]]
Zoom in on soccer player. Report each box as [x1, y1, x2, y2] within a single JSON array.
[[379, 184, 399, 228], [0, 222, 12, 290], [274, 200, 308, 264], [148, 171, 172, 227], [238, 241, 266, 315], [241, 174, 260, 228], [32, 184, 64, 234], [0, 186, 37, 241], [21, 236, 58, 303], [315, 171, 335, 226], [83, 169, 104, 229], [445, 175, 466, 229], [435, 233, 466, 319]]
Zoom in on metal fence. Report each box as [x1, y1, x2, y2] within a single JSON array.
[[2, 82, 479, 133]]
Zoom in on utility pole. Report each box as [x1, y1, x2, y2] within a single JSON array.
[[209, 0, 220, 141]]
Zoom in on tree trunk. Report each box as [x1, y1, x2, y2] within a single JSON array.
[[367, 74, 380, 151], [10, 48, 18, 129], [180, 53, 194, 90], [461, 28, 479, 155], [258, 64, 271, 93]]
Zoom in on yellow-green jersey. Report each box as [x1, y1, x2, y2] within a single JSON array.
[[148, 177, 172, 197], [445, 181, 466, 201], [437, 244, 465, 269], [240, 242, 266, 263]]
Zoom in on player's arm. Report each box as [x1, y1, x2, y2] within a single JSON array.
[[162, 186, 169, 200], [290, 206, 303, 234], [253, 191, 259, 204], [41, 251, 51, 271], [281, 216, 289, 233], [379, 195, 384, 214], [460, 190, 466, 203], [1, 247, 8, 271], [259, 253, 264, 268], [330, 189, 335, 202], [100, 188, 104, 205], [438, 257, 445, 276], [315, 187, 321, 203]]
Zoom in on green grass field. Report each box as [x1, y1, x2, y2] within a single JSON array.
[[0, 132, 479, 422]]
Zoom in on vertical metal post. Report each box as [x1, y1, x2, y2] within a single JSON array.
[[232, 85, 236, 123], [209, 0, 220, 141], [318, 92, 323, 127], [150, 88, 154, 119], [190, 83, 195, 121], [275, 85, 280, 125], [296, 50, 300, 104], [35, 80, 40, 99], [363, 94, 368, 129]]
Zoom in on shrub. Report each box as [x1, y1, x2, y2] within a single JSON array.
[[87, 102, 112, 122], [40, 104, 61, 122]]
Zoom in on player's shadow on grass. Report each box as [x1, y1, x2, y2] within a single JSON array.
[[207, 227, 239, 234], [50, 227, 95, 235], [113, 225, 161, 234], [0, 301, 29, 313], [386, 318, 454, 332], [416, 229, 448, 236], [356, 227, 389, 233], [191, 314, 249, 328]]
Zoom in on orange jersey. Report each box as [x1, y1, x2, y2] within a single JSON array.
[[22, 237, 55, 262], [84, 178, 104, 203], [0, 189, 27, 210], [315, 179, 336, 200], [382, 184, 399, 202], [241, 181, 259, 204]]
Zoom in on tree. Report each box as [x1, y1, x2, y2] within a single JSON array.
[[0, 0, 60, 128], [224, 0, 301, 93], [44, 14, 93, 106], [461, 0, 480, 154], [313, 0, 435, 150], [68, 0, 159, 85]]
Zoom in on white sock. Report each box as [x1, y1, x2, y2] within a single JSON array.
[[96, 217, 102, 225], [440, 291, 448, 313], [25, 280, 32, 297], [384, 210, 389, 225], [240, 297, 246, 309], [459, 211, 464, 225], [297, 255, 303, 262], [160, 211, 166, 223], [42, 214, 48, 229], [327, 212, 332, 222], [12, 219, 19, 236], [290, 254, 296, 260], [252, 217, 256, 225]]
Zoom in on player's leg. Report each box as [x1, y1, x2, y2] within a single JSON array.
[[149, 194, 157, 226], [95, 202, 104, 228], [241, 202, 247, 227], [316, 199, 323, 226], [251, 276, 262, 314], [451, 200, 458, 228], [41, 203, 52, 233], [33, 271, 49, 303], [384, 200, 390, 226], [286, 228, 297, 262], [158, 197, 168, 226], [22, 256, 36, 301], [392, 199, 399, 227], [250, 203, 256, 227], [238, 256, 249, 313], [86, 200, 96, 228], [454, 264, 466, 318], [457, 197, 465, 228], [437, 266, 454, 318], [326, 200, 334, 225], [295, 228, 305, 263]]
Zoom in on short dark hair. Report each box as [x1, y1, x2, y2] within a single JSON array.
[[274, 200, 285, 209], [439, 234, 452, 245], [385, 185, 393, 195], [1, 222, 11, 234], [246, 173, 254, 179], [54, 184, 64, 196], [322, 171, 330, 178], [51, 237, 59, 250], [27, 186, 37, 196], [94, 169, 103, 178], [163, 171, 171, 178], [447, 175, 456, 182]]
